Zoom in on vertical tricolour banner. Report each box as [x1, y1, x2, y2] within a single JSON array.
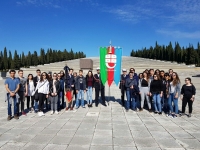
[[100, 46, 122, 87]]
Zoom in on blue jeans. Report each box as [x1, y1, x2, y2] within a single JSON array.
[[161, 96, 164, 108], [126, 91, 138, 110], [131, 96, 138, 110], [76, 90, 85, 107], [58, 91, 62, 110], [87, 86, 93, 104], [7, 96, 18, 116], [168, 93, 179, 114], [153, 94, 161, 112], [34, 100, 38, 110]]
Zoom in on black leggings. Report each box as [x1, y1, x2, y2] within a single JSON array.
[[27, 96, 34, 109], [38, 93, 46, 112], [182, 97, 193, 114], [18, 91, 25, 112]]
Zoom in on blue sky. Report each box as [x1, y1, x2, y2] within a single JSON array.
[[0, 0, 200, 57]]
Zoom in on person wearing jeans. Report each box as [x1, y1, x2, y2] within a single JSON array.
[[86, 71, 94, 107], [75, 70, 86, 109], [167, 72, 181, 118], [57, 73, 64, 111], [17, 70, 27, 116], [150, 74, 163, 115], [5, 69, 20, 120], [125, 72, 137, 112], [49, 73, 60, 115], [131, 84, 140, 111]]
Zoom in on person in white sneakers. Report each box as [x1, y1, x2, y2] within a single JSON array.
[[34, 72, 49, 117], [49, 73, 60, 115]]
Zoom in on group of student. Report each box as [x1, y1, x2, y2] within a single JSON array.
[[4, 66, 196, 121], [120, 68, 196, 118], [4, 67, 107, 120]]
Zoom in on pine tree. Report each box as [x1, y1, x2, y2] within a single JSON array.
[[3, 47, 8, 70]]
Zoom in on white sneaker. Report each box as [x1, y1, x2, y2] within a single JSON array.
[[38, 112, 42, 117], [50, 111, 54, 115], [55, 111, 59, 114], [42, 112, 45, 116]]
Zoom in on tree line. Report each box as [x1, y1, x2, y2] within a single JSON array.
[[0, 47, 86, 71], [130, 41, 200, 66]]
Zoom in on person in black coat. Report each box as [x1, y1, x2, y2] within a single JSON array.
[[33, 69, 41, 88], [119, 69, 128, 107], [180, 77, 196, 117], [93, 67, 106, 107]]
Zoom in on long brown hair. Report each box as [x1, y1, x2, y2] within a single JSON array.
[[143, 71, 150, 81], [40, 72, 49, 82], [172, 72, 180, 86], [87, 70, 93, 78]]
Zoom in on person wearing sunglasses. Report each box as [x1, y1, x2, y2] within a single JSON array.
[[57, 73, 64, 111], [49, 73, 60, 115], [162, 73, 170, 114], [167, 72, 181, 118], [180, 77, 196, 117], [129, 68, 139, 86], [34, 72, 49, 116], [149, 74, 163, 115]]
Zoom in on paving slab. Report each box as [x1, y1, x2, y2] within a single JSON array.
[[43, 144, 68, 150]]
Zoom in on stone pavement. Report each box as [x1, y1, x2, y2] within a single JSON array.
[[0, 75, 200, 150]]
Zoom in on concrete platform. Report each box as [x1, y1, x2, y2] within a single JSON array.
[[1, 57, 200, 149]]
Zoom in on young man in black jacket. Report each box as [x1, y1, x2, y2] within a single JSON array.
[[75, 70, 86, 109], [93, 67, 107, 107], [33, 69, 41, 112]]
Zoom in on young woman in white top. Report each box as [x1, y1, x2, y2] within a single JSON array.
[[25, 74, 35, 112], [35, 72, 49, 116]]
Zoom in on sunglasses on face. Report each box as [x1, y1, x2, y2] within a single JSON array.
[[42, 74, 46, 76]]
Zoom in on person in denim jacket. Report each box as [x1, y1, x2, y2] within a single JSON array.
[[167, 72, 181, 118]]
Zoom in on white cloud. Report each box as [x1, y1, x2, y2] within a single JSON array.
[[101, 0, 200, 27], [17, 0, 61, 8], [156, 29, 200, 39]]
